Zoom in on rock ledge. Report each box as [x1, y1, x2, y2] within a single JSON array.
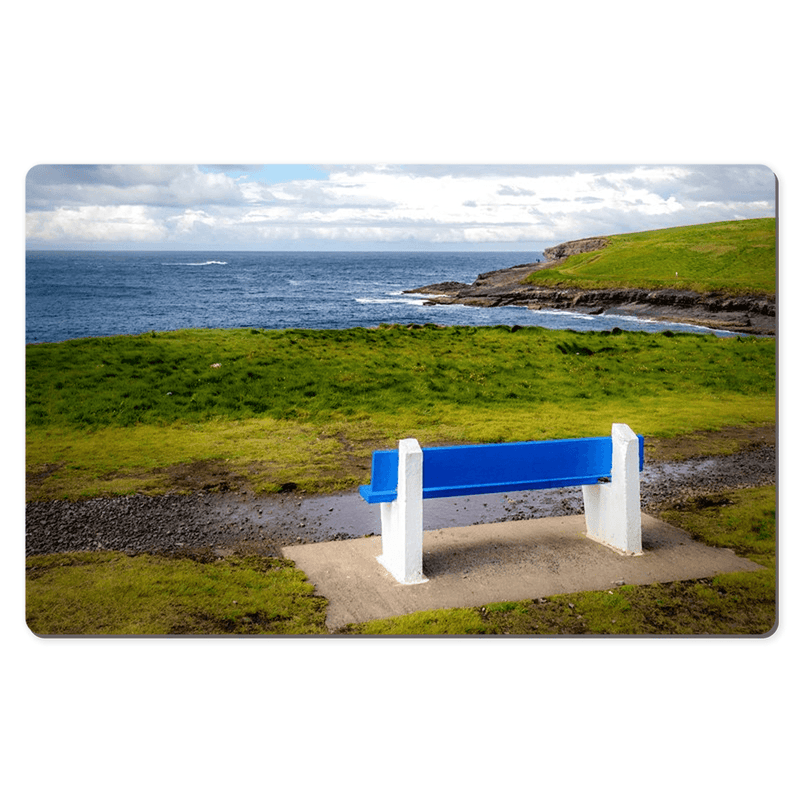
[[406, 237, 775, 334]]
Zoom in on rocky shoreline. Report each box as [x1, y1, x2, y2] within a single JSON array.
[[406, 237, 776, 335]]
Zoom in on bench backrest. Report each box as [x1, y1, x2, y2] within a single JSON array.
[[359, 435, 644, 504]]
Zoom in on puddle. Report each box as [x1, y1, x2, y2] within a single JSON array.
[[207, 444, 775, 546]]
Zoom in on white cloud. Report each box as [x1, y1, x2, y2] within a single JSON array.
[[168, 208, 218, 236], [25, 164, 776, 249], [26, 205, 168, 242]]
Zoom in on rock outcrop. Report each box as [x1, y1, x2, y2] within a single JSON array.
[[543, 237, 608, 261], [405, 237, 775, 335]]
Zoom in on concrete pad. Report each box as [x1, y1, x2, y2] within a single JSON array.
[[282, 514, 765, 631]]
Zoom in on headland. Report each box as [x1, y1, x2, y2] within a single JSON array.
[[406, 233, 776, 335]]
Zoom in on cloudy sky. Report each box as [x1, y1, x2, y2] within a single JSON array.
[[26, 164, 775, 251]]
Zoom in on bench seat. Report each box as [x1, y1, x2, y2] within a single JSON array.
[[359, 436, 644, 503]]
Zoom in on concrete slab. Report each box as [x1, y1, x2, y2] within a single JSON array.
[[282, 514, 765, 631]]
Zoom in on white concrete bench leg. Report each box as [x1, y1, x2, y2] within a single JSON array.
[[582, 423, 643, 555], [377, 438, 428, 584]]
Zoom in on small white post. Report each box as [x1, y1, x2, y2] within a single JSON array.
[[582, 423, 643, 555], [377, 438, 428, 584]]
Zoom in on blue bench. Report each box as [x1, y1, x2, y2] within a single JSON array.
[[359, 424, 645, 584], [359, 436, 643, 504]]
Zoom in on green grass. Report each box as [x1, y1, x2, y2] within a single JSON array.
[[527, 218, 775, 294], [26, 552, 328, 635], [342, 485, 776, 636], [26, 325, 775, 500], [659, 487, 775, 570]]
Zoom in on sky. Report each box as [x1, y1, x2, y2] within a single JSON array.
[[25, 164, 776, 252]]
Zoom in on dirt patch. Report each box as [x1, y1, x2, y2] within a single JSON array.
[[154, 459, 250, 494], [26, 462, 66, 485], [311, 430, 385, 487], [646, 425, 775, 462]]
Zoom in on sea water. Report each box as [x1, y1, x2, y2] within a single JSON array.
[[25, 250, 733, 344]]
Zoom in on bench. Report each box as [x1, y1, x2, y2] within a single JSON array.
[[359, 423, 645, 584]]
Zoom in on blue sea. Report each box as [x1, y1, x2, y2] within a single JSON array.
[[25, 250, 732, 344]]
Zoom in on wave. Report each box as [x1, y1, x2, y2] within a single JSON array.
[[530, 308, 609, 323], [355, 297, 426, 306], [529, 306, 729, 334], [161, 260, 228, 266]]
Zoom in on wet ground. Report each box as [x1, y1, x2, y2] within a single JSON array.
[[26, 444, 776, 558]]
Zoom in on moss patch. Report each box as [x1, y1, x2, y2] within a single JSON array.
[[26, 551, 328, 636]]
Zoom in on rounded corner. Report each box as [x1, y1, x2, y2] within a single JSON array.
[[25, 618, 48, 639], [758, 616, 779, 638], [25, 163, 47, 184]]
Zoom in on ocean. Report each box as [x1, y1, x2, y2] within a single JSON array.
[[25, 250, 731, 344]]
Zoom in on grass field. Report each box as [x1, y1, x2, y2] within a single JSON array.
[[26, 325, 775, 501], [25, 326, 777, 637], [527, 218, 775, 294]]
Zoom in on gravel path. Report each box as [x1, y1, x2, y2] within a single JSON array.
[[26, 446, 776, 558]]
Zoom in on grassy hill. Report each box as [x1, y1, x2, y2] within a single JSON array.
[[526, 218, 775, 295]]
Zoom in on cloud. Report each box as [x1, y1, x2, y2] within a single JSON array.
[[26, 164, 248, 211], [497, 184, 537, 197], [25, 164, 776, 249], [678, 164, 776, 203], [26, 205, 169, 242]]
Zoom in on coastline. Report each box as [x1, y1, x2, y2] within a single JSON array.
[[405, 238, 776, 336]]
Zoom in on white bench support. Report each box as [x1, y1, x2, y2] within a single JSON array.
[[581, 423, 643, 555], [377, 438, 429, 584]]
